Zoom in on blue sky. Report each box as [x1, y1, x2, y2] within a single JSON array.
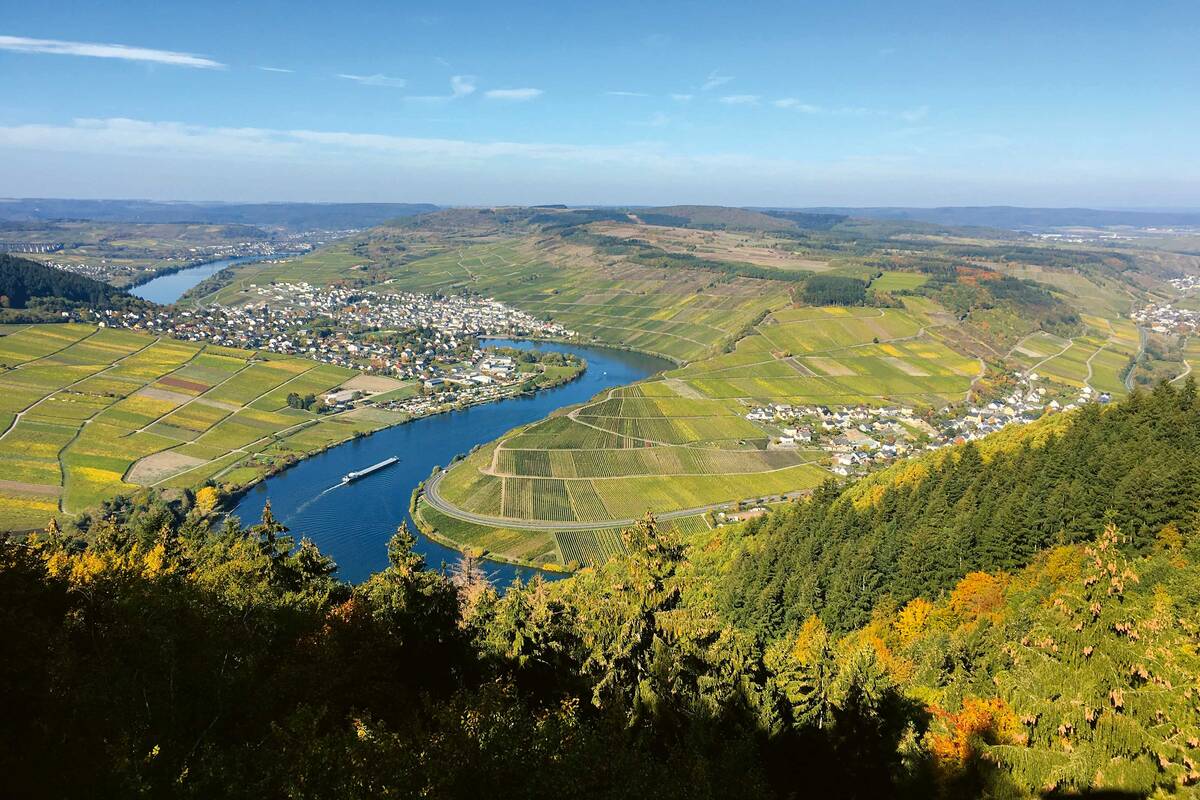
[[1, 0, 1197, 206]]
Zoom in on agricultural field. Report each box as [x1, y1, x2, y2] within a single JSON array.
[[425, 298, 981, 563], [0, 324, 405, 531], [589, 221, 833, 273], [1008, 314, 1140, 395], [870, 271, 929, 292]]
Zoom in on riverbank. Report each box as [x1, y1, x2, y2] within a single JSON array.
[[231, 339, 671, 584], [216, 353, 587, 517], [130, 253, 301, 305]]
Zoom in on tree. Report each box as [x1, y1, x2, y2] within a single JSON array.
[[194, 486, 221, 517]]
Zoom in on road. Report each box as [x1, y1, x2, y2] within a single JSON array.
[[421, 468, 804, 531]]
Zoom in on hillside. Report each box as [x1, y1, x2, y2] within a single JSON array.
[[0, 253, 135, 313], [717, 380, 1200, 634], [796, 205, 1200, 230]]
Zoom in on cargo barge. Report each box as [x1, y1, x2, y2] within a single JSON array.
[[341, 456, 400, 484]]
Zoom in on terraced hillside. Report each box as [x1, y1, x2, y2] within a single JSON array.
[[0, 323, 407, 530], [382, 241, 788, 362], [419, 299, 984, 565]]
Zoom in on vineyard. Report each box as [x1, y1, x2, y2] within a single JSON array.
[[0, 324, 400, 530]]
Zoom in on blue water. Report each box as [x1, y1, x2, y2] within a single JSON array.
[[231, 339, 670, 585], [131, 254, 291, 304]]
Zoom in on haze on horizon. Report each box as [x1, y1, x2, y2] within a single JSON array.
[[1, 0, 1197, 208]]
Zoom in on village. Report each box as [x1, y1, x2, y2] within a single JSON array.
[[742, 373, 1107, 478], [319, 348, 582, 423], [101, 282, 575, 381], [1132, 298, 1200, 335]]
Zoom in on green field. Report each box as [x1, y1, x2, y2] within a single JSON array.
[[870, 271, 929, 292], [425, 298, 982, 562], [1009, 314, 1140, 394], [0, 324, 402, 530]]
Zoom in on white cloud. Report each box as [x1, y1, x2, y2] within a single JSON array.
[[605, 90, 650, 97], [670, 93, 694, 102], [2, 116, 1183, 207], [258, 66, 293, 73], [719, 94, 760, 105], [483, 88, 543, 101], [0, 117, 666, 167], [701, 70, 732, 91], [774, 98, 930, 121], [337, 73, 407, 88], [408, 75, 478, 103], [0, 34, 223, 68]]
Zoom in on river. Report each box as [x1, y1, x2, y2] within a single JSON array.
[[231, 339, 671, 584], [130, 254, 293, 304]]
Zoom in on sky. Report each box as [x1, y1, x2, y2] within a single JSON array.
[[1, 0, 1197, 207]]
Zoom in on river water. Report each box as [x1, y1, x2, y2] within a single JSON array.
[[130, 254, 291, 304], [231, 339, 671, 585]]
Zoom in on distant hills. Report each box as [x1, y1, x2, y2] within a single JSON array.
[[0, 199, 439, 230], [785, 205, 1200, 230]]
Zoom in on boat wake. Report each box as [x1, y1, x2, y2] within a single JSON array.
[[293, 483, 343, 515]]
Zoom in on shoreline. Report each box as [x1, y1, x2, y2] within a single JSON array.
[[216, 353, 588, 528]]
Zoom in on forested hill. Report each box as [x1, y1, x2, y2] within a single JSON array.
[[720, 380, 1200, 635], [4, 383, 1200, 798], [0, 253, 133, 310]]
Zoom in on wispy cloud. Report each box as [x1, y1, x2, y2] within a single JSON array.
[[3, 116, 1122, 202], [701, 70, 732, 91], [408, 75, 477, 102], [258, 66, 293, 74], [337, 73, 407, 88], [719, 94, 760, 105], [605, 90, 650, 97], [0, 34, 223, 68], [774, 98, 929, 122], [0, 117, 669, 167], [631, 112, 671, 128], [773, 98, 823, 112], [670, 93, 694, 102], [483, 88, 543, 101]]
